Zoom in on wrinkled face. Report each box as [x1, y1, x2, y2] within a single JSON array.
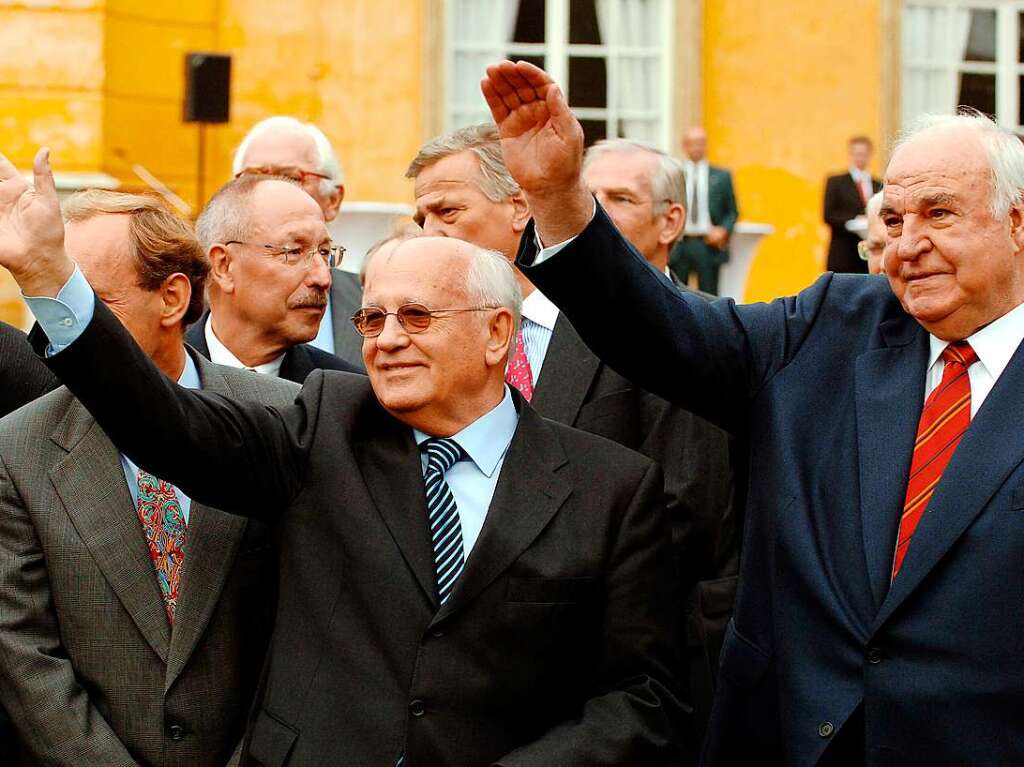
[[682, 128, 707, 162], [362, 238, 501, 423], [65, 214, 168, 356], [865, 208, 887, 275], [413, 151, 520, 259], [226, 181, 333, 346], [239, 128, 339, 220], [584, 150, 667, 263], [849, 141, 872, 171], [882, 128, 1024, 340]]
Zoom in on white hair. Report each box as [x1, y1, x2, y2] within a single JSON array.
[[466, 245, 523, 362], [894, 109, 1024, 218], [406, 123, 520, 202], [233, 116, 344, 198], [865, 190, 883, 219], [583, 138, 687, 215]]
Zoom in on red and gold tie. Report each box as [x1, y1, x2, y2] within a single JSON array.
[[505, 329, 534, 401], [892, 342, 978, 580], [136, 469, 188, 622]]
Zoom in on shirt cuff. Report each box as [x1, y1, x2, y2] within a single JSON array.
[[532, 198, 598, 265], [22, 265, 95, 355]]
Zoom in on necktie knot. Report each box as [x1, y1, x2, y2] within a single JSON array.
[[422, 437, 464, 475], [941, 341, 978, 369]]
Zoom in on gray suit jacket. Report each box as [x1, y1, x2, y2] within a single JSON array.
[[0, 350, 298, 766], [329, 269, 365, 370]]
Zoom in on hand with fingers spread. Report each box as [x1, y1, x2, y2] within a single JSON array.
[[481, 60, 594, 245], [0, 148, 73, 297]]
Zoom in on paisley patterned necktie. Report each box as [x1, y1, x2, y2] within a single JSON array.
[[136, 469, 187, 623], [505, 329, 534, 401]]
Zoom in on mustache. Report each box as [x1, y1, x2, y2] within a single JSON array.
[[288, 290, 329, 310]]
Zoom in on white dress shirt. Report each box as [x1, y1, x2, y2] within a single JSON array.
[[519, 288, 559, 382], [850, 166, 874, 205], [684, 159, 711, 235], [204, 315, 285, 376]]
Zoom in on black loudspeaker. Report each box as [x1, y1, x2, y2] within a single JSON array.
[[184, 53, 231, 123]]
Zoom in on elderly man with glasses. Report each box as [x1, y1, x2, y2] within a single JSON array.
[[858, 191, 887, 275], [185, 174, 360, 382], [0, 145, 686, 764]]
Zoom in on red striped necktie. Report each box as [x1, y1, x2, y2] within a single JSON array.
[[892, 341, 978, 581]]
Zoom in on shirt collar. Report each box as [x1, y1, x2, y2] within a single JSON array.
[[178, 351, 201, 390], [205, 314, 285, 376], [927, 299, 1024, 380], [413, 385, 519, 478], [521, 288, 559, 331]]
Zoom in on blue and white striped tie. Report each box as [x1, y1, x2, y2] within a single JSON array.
[[422, 437, 466, 605]]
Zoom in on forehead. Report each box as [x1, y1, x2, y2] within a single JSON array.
[[64, 214, 133, 284], [883, 129, 990, 207], [584, 150, 657, 192], [363, 238, 470, 303], [248, 181, 328, 239], [413, 151, 484, 199], [241, 127, 319, 169]]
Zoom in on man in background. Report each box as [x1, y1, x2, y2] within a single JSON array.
[[669, 126, 738, 295], [187, 175, 360, 383], [0, 321, 56, 417], [232, 116, 364, 368], [824, 135, 882, 274], [0, 189, 294, 766]]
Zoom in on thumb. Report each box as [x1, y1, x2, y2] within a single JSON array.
[[32, 148, 59, 204]]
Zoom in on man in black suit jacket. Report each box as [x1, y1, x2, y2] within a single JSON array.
[[483, 61, 1024, 765], [0, 146, 684, 764], [0, 320, 56, 417], [190, 174, 360, 383], [824, 135, 882, 274]]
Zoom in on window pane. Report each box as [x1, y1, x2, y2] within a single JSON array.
[[964, 9, 996, 63], [570, 0, 602, 44], [509, 54, 545, 71], [1019, 75, 1024, 126], [512, 0, 545, 43], [569, 57, 607, 108], [1019, 11, 1024, 63], [579, 118, 607, 146], [959, 72, 996, 115]]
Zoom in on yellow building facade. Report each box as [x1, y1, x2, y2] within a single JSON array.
[[0, 0, 898, 326]]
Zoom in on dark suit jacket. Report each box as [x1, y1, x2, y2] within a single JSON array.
[[185, 311, 361, 384], [673, 166, 739, 264], [40, 300, 685, 766], [0, 350, 297, 766], [519, 204, 1024, 766], [824, 172, 882, 274], [328, 268, 366, 370], [0, 320, 57, 418]]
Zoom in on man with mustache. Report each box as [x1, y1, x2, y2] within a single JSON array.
[[186, 175, 360, 382]]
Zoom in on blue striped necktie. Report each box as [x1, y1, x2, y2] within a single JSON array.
[[422, 437, 466, 605]]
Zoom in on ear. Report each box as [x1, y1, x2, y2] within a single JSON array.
[[484, 308, 515, 368], [510, 190, 531, 234], [159, 273, 193, 329], [659, 202, 686, 245], [323, 184, 345, 222], [207, 244, 236, 293], [1010, 204, 1024, 252]]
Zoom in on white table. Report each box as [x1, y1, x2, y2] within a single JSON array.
[[717, 222, 774, 302]]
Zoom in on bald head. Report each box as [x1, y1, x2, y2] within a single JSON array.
[[682, 127, 708, 162]]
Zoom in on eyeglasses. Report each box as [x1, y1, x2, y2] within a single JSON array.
[[351, 303, 498, 338], [235, 165, 335, 187], [857, 240, 885, 261], [224, 240, 345, 268]]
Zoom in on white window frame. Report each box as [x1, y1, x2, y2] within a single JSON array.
[[444, 0, 675, 149]]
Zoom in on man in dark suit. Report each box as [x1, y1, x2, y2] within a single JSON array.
[[484, 61, 1024, 764], [669, 127, 738, 295], [0, 320, 56, 417], [824, 135, 883, 274], [0, 149, 685, 765], [232, 116, 364, 369], [190, 174, 360, 383], [0, 189, 293, 765]]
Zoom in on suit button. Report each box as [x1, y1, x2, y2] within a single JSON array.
[[866, 647, 883, 664], [409, 699, 426, 717], [818, 721, 834, 738], [168, 724, 186, 741], [430, 629, 444, 638]]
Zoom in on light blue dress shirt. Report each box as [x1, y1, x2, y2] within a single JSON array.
[[413, 386, 519, 558], [24, 265, 195, 523], [308, 295, 335, 354]]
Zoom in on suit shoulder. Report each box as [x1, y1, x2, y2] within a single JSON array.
[[0, 386, 75, 446], [539, 414, 656, 479], [216, 364, 300, 406], [304, 343, 362, 374]]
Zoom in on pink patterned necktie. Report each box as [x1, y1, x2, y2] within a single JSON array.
[[136, 469, 187, 623], [505, 329, 534, 401]]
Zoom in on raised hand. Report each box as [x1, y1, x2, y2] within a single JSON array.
[[0, 148, 72, 297], [481, 60, 593, 245]]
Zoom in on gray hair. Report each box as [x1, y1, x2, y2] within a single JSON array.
[[233, 116, 344, 198], [865, 190, 883, 219], [406, 123, 520, 202], [466, 244, 523, 362], [195, 174, 301, 250], [583, 138, 687, 216], [894, 109, 1024, 218]]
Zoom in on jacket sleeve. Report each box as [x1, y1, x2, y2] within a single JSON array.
[[0, 456, 140, 766], [493, 460, 686, 766]]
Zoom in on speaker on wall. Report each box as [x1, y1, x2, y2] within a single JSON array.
[[184, 53, 231, 124]]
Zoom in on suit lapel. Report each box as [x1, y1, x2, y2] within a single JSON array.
[[164, 356, 249, 690], [432, 403, 571, 624], [183, 312, 211, 359], [873, 336, 1024, 631], [530, 314, 600, 425], [854, 317, 929, 610], [279, 346, 314, 384], [48, 398, 171, 662]]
